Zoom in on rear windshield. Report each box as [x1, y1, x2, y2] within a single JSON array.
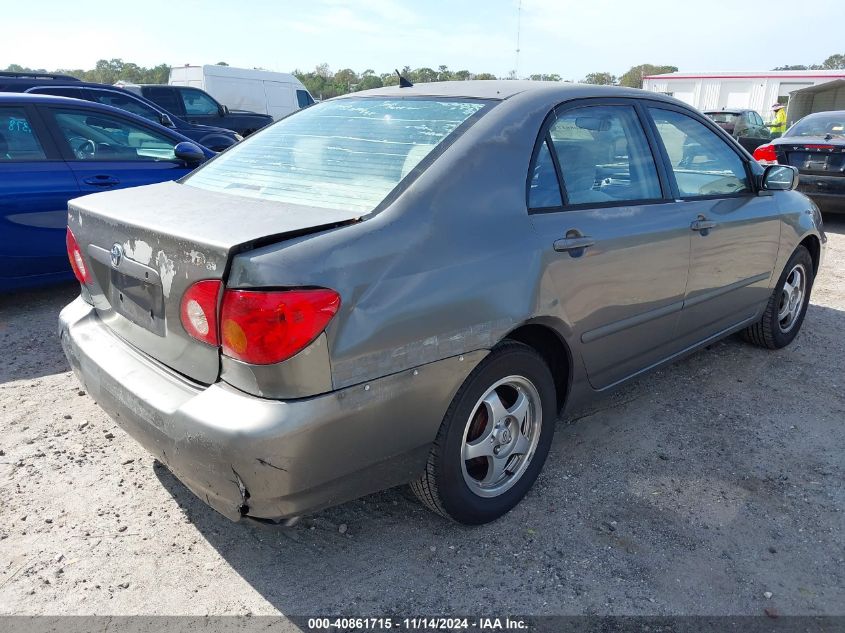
[[787, 113, 845, 138], [706, 112, 740, 124], [185, 97, 490, 213]]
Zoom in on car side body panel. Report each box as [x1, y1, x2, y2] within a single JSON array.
[[58, 82, 827, 522]]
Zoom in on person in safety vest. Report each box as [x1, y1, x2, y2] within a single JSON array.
[[767, 103, 787, 137]]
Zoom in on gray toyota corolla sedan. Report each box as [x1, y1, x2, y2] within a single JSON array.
[[59, 81, 826, 525]]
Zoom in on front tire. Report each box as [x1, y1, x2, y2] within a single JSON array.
[[743, 245, 814, 349], [411, 341, 556, 524]]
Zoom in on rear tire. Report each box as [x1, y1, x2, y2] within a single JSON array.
[[411, 341, 556, 525], [742, 245, 814, 349]]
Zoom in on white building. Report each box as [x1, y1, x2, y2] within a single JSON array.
[[642, 70, 845, 123]]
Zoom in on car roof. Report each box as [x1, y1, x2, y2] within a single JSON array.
[[0, 76, 153, 94], [342, 80, 677, 102], [0, 91, 135, 106], [0, 91, 174, 124], [800, 110, 845, 118], [0, 91, 98, 105], [704, 109, 747, 114]]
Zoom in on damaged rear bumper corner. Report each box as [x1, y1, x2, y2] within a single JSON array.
[[58, 297, 486, 522]]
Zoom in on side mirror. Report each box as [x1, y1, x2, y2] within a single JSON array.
[[762, 164, 799, 191], [174, 141, 205, 165], [160, 113, 175, 128], [219, 104, 229, 117]]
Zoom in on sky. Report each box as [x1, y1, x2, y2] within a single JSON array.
[[1, 0, 839, 80]]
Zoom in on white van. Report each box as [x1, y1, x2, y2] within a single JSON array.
[[168, 65, 315, 121]]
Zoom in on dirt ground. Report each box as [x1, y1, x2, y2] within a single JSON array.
[[1, 217, 843, 619]]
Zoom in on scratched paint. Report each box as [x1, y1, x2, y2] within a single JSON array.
[[123, 239, 153, 266], [156, 251, 176, 298], [332, 318, 513, 388]]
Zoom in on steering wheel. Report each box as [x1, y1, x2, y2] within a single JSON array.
[[69, 136, 96, 159]]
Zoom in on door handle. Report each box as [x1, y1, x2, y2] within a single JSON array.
[[83, 175, 120, 187], [553, 235, 595, 255], [690, 215, 717, 232]]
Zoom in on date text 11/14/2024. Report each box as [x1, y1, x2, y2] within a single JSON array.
[[306, 617, 528, 630]]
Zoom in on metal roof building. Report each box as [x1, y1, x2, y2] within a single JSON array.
[[642, 70, 845, 124]]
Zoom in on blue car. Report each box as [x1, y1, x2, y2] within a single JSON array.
[[0, 93, 214, 291]]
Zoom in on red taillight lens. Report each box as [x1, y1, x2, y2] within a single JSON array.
[[753, 144, 778, 164], [180, 280, 222, 346], [803, 144, 835, 150], [66, 228, 90, 284], [220, 288, 341, 365]]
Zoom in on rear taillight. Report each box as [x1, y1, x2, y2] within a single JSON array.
[[803, 144, 835, 150], [753, 144, 778, 164], [220, 288, 341, 365], [66, 228, 90, 284], [180, 280, 223, 346]]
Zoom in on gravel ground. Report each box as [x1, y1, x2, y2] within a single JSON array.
[[1, 217, 843, 618]]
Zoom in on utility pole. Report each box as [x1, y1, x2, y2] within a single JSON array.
[[513, 0, 522, 79]]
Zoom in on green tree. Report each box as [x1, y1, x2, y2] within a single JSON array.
[[582, 71, 616, 85], [529, 73, 561, 82], [412, 67, 438, 83], [618, 64, 678, 89], [821, 53, 845, 70], [357, 69, 383, 91]]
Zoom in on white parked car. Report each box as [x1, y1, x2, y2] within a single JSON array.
[[169, 65, 315, 120]]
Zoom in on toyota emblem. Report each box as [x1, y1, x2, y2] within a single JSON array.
[[110, 243, 123, 268]]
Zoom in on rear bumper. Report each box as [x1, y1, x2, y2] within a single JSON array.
[[798, 175, 845, 213], [59, 297, 484, 522]]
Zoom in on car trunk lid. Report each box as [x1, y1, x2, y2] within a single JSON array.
[[780, 137, 845, 175], [68, 180, 362, 384]]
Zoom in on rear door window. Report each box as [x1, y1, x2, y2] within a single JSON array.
[[143, 87, 184, 115], [544, 104, 662, 205], [0, 107, 47, 160], [649, 107, 751, 197], [185, 97, 490, 213], [528, 139, 562, 209]]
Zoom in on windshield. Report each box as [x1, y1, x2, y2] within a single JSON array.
[[706, 112, 741, 124], [185, 97, 490, 213], [787, 113, 845, 138]]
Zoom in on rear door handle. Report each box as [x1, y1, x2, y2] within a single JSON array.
[[553, 236, 595, 253], [690, 216, 717, 232], [83, 175, 120, 187]]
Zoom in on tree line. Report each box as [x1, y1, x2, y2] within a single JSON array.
[[4, 60, 171, 85], [773, 53, 845, 71], [2, 59, 677, 96], [4, 53, 842, 100]]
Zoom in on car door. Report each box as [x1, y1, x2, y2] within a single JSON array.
[[645, 105, 782, 346], [0, 103, 79, 288], [41, 104, 195, 195], [529, 100, 694, 390]]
